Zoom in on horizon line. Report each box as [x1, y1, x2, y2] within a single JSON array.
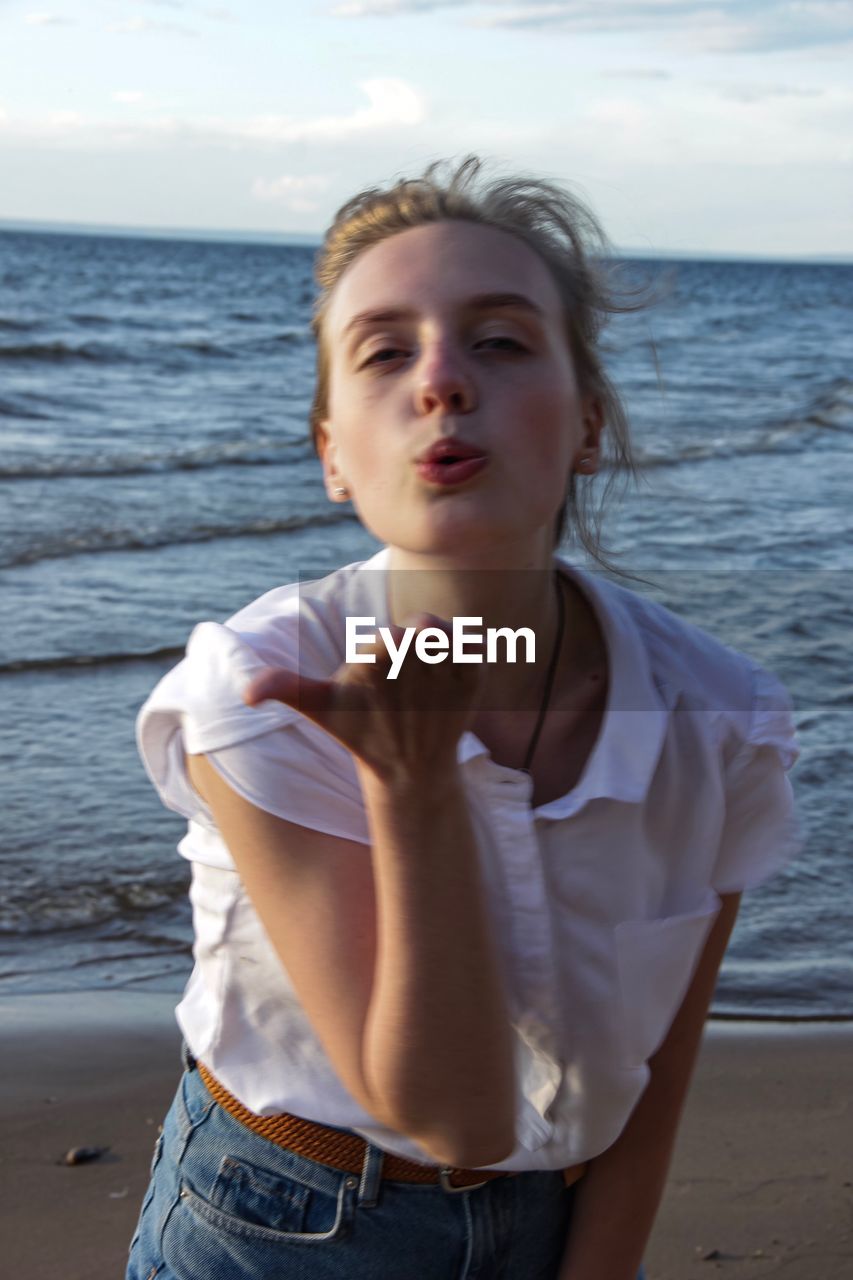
[[1, 215, 851, 267]]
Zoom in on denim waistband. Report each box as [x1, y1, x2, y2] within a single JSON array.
[[179, 1039, 388, 1206]]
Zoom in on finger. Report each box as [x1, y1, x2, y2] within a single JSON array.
[[243, 667, 332, 719]]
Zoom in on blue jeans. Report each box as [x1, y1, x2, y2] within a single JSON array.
[[127, 1041, 648, 1279]]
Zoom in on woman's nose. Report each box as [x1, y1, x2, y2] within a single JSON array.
[[415, 344, 477, 416]]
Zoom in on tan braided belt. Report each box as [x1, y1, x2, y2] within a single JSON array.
[[196, 1059, 587, 1192]]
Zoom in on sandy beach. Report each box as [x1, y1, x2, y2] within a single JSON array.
[[1, 993, 850, 1280]]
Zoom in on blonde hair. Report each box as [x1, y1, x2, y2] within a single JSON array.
[[310, 155, 645, 569]]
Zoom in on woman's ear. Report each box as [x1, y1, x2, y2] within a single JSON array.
[[316, 422, 350, 502], [574, 395, 605, 473]]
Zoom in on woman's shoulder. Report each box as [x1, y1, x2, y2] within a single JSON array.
[[135, 555, 382, 844]]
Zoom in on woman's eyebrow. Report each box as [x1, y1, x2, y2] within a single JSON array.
[[342, 292, 545, 338], [466, 292, 545, 319], [343, 307, 414, 338]]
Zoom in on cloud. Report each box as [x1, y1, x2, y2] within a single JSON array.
[[530, 80, 853, 173], [712, 81, 824, 101], [331, 0, 699, 13], [126, 0, 237, 17], [223, 79, 425, 143], [24, 11, 74, 23], [106, 16, 198, 35], [0, 79, 426, 150], [251, 174, 331, 212], [331, 0, 853, 53], [600, 68, 673, 80], [113, 91, 147, 104], [332, 0, 463, 12], [6, 109, 88, 139]]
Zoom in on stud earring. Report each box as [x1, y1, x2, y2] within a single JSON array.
[[333, 486, 348, 497]]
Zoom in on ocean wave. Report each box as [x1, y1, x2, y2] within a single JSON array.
[[0, 316, 39, 332], [176, 329, 310, 356], [255, 328, 311, 348], [0, 396, 52, 421], [174, 338, 237, 358], [633, 435, 804, 470], [0, 436, 315, 479], [0, 644, 185, 675], [69, 312, 167, 332], [806, 377, 853, 431], [0, 875, 190, 934], [0, 327, 311, 367], [634, 378, 853, 470], [0, 336, 232, 364], [0, 339, 126, 364], [2, 507, 355, 570], [68, 312, 112, 328]]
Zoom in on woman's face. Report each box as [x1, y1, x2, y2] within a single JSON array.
[[317, 219, 602, 560]]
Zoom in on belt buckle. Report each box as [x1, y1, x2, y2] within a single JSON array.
[[439, 1166, 489, 1194]]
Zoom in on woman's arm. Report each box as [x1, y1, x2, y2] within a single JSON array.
[[187, 750, 517, 1170], [357, 762, 517, 1165], [557, 891, 742, 1280]]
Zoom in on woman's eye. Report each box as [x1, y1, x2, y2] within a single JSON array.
[[476, 335, 525, 352], [361, 346, 406, 368]]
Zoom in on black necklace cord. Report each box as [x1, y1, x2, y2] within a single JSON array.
[[521, 569, 565, 774]]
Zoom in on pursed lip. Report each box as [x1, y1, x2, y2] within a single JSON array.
[[415, 437, 488, 465]]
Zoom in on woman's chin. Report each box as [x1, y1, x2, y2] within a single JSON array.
[[386, 523, 508, 558], [386, 510, 554, 559]]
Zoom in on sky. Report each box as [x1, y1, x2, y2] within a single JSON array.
[[1, 0, 851, 257]]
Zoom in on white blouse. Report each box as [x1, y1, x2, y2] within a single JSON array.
[[137, 546, 802, 1172]]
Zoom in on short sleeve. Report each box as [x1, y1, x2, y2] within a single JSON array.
[[136, 621, 371, 859], [712, 661, 803, 894]]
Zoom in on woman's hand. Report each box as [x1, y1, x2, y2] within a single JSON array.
[[243, 613, 486, 783]]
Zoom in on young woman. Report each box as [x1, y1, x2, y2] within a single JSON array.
[[129, 157, 801, 1280]]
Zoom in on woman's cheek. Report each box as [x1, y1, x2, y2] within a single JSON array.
[[525, 392, 579, 460]]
